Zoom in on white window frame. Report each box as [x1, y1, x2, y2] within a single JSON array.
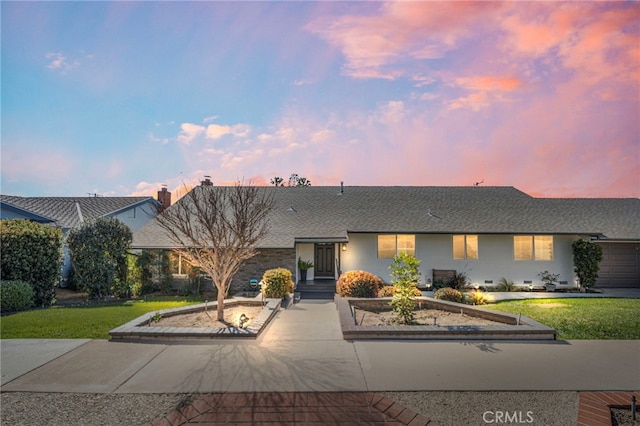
[[377, 234, 416, 259], [514, 235, 554, 260], [453, 235, 478, 260]]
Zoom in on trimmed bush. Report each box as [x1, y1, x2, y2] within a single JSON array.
[[572, 239, 603, 289], [336, 270, 384, 298], [378, 285, 422, 297], [433, 287, 464, 303], [0, 219, 63, 307], [67, 217, 132, 299], [262, 268, 294, 299], [1, 280, 34, 313]]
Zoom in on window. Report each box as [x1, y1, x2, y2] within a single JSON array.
[[377, 234, 415, 258], [168, 252, 191, 275], [514, 235, 553, 260], [453, 235, 478, 260]]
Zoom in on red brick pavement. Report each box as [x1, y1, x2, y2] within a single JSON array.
[[146, 392, 438, 425], [148, 390, 640, 425], [577, 391, 640, 426]]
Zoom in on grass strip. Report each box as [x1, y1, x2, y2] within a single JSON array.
[[0, 298, 200, 339], [485, 298, 640, 340]]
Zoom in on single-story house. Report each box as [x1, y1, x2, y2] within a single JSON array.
[[1, 194, 161, 284], [132, 185, 640, 290]]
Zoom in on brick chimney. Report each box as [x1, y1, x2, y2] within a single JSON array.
[[157, 186, 171, 212], [201, 175, 213, 186]]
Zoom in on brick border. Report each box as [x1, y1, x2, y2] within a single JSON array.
[[147, 392, 439, 425], [577, 391, 640, 426]]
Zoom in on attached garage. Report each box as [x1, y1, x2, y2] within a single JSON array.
[[596, 242, 640, 288]]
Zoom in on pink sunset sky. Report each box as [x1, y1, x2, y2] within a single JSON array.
[[2, 1, 639, 198]]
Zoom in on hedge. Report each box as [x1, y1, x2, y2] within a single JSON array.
[[0, 280, 34, 312], [0, 219, 62, 307]]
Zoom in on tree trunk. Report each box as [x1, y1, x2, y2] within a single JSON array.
[[216, 286, 225, 321]]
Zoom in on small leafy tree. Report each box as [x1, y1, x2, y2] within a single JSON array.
[[572, 239, 603, 289], [0, 219, 62, 307], [154, 182, 274, 321], [389, 252, 421, 324], [67, 217, 132, 299], [270, 176, 284, 187]]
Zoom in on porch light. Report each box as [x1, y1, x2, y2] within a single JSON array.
[[342, 243, 347, 251]]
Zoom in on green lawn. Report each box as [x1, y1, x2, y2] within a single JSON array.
[[485, 298, 640, 340], [0, 297, 201, 339]]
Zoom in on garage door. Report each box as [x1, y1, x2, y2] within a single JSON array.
[[596, 243, 640, 288]]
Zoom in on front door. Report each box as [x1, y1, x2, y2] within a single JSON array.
[[314, 243, 335, 278]]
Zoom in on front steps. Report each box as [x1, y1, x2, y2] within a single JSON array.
[[295, 280, 336, 300]]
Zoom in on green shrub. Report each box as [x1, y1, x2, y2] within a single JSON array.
[[67, 217, 132, 299], [432, 279, 446, 290], [572, 239, 603, 289], [447, 272, 469, 290], [496, 277, 516, 292], [1, 280, 34, 313], [378, 285, 422, 297], [0, 219, 63, 307], [336, 270, 384, 297], [262, 268, 294, 299], [433, 287, 464, 303]]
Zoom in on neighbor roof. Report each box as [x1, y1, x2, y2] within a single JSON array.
[[132, 186, 640, 249], [0, 195, 158, 229]]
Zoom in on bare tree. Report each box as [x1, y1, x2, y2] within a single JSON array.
[[154, 182, 274, 321]]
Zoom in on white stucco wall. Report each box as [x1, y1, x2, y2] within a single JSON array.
[[341, 233, 579, 288], [296, 243, 316, 281]]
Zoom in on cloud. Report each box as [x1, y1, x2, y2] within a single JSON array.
[[205, 123, 250, 140], [308, 1, 500, 79], [454, 75, 523, 92], [446, 75, 523, 111], [45, 51, 85, 74], [177, 123, 205, 145], [147, 132, 169, 145]]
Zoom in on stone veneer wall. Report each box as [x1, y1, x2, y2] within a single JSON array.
[[231, 248, 296, 293]]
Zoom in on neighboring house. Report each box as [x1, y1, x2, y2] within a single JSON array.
[[132, 186, 640, 290], [1, 194, 161, 285]]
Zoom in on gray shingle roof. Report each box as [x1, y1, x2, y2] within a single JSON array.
[[0, 195, 156, 229], [132, 186, 640, 249]]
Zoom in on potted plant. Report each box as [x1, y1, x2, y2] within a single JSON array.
[[538, 270, 560, 292], [297, 257, 314, 282]]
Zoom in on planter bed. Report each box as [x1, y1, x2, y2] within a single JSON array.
[[109, 297, 281, 342], [335, 296, 556, 341]]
